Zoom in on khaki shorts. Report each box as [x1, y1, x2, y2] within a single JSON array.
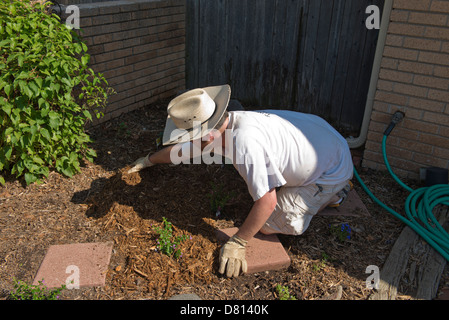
[[261, 180, 349, 236]]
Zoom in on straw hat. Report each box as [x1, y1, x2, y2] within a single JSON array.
[[162, 85, 231, 145]]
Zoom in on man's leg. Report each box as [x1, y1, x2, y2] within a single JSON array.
[[260, 180, 351, 236]]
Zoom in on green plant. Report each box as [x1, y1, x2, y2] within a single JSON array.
[[0, 0, 115, 186], [329, 223, 352, 242], [207, 182, 235, 217], [275, 284, 297, 300], [117, 122, 130, 138], [153, 217, 190, 259], [312, 252, 329, 272], [9, 278, 66, 300]]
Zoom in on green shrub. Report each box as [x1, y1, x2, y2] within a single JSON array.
[[0, 0, 114, 186]]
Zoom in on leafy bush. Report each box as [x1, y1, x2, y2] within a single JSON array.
[[0, 0, 114, 185]]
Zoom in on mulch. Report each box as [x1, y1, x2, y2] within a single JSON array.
[[1, 101, 448, 300]]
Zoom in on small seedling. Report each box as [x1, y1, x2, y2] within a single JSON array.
[[312, 252, 329, 272], [9, 278, 66, 300], [117, 122, 131, 138], [152, 217, 191, 259], [330, 223, 352, 242], [207, 182, 235, 217], [275, 284, 297, 300]]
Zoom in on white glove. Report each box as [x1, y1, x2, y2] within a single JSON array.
[[127, 154, 154, 173], [219, 234, 248, 277]]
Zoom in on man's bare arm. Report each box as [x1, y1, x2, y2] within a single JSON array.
[[235, 188, 277, 241], [148, 145, 176, 164]]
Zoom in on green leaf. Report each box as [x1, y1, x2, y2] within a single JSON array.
[[69, 151, 78, 163], [81, 54, 90, 66], [1, 103, 12, 116], [48, 110, 58, 119], [35, 77, 43, 88], [83, 109, 92, 121], [4, 84, 12, 97], [32, 155, 44, 165], [18, 80, 33, 99], [61, 77, 72, 88], [49, 83, 60, 93], [17, 54, 24, 67], [48, 111, 60, 129], [28, 81, 40, 97], [13, 160, 24, 176], [38, 97, 47, 109], [86, 148, 97, 158], [4, 146, 12, 161], [3, 127, 13, 138], [24, 172, 38, 185], [0, 176, 5, 186], [16, 71, 31, 80], [40, 166, 49, 178], [40, 127, 51, 141]]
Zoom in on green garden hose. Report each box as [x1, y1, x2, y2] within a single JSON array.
[[353, 112, 449, 262]]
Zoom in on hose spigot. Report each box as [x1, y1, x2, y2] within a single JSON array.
[[384, 111, 405, 136]]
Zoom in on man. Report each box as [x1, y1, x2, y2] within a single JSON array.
[[128, 85, 354, 278]]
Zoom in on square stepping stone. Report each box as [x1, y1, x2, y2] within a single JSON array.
[[215, 228, 291, 274], [318, 189, 370, 217], [33, 242, 113, 289]]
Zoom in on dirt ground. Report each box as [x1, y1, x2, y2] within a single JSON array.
[[1, 101, 448, 300]]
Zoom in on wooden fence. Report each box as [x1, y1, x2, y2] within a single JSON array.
[[186, 0, 384, 132]]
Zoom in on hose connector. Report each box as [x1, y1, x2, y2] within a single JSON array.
[[384, 111, 405, 136]]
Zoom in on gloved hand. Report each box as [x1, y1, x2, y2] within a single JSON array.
[[127, 154, 154, 173], [218, 234, 248, 277]]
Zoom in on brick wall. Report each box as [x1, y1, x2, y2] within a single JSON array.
[[73, 0, 186, 123], [363, 0, 449, 180]]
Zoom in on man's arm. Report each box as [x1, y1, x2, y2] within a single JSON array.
[[127, 142, 193, 173], [218, 188, 277, 277], [235, 188, 277, 241], [148, 144, 176, 164]]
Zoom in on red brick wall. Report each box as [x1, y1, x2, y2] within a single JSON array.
[[76, 0, 185, 123], [363, 0, 449, 180]]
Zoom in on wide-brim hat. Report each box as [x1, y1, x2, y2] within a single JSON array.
[[162, 84, 231, 146]]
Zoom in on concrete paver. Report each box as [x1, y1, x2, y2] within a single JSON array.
[[33, 242, 113, 289], [216, 228, 291, 274]]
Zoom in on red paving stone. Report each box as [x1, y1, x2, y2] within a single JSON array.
[[33, 242, 113, 289], [215, 228, 291, 274], [318, 189, 370, 217]]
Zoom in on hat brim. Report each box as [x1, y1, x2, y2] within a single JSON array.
[[162, 84, 231, 146]]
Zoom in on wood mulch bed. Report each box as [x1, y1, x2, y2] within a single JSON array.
[[1, 101, 448, 300]]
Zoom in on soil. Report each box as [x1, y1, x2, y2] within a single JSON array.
[[1, 101, 448, 300]]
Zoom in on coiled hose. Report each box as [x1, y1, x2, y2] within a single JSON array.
[[353, 112, 449, 262]]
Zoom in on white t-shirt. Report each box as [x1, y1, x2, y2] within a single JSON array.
[[225, 110, 353, 201]]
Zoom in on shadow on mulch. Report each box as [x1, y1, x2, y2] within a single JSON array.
[[67, 102, 395, 300]]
